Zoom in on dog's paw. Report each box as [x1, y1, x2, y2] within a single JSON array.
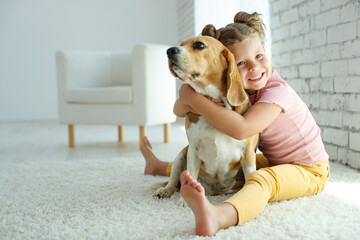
[[153, 187, 175, 198], [177, 197, 188, 207]]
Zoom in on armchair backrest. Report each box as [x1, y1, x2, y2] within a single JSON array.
[[111, 52, 132, 85], [56, 51, 132, 89]]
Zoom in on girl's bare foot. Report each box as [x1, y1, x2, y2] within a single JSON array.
[[140, 136, 169, 176], [180, 171, 220, 236], [180, 170, 238, 236]]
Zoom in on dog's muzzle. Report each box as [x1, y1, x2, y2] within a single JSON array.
[[167, 46, 189, 81]]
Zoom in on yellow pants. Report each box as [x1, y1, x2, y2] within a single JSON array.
[[166, 154, 330, 225]]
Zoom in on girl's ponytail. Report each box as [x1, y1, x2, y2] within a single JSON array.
[[234, 12, 265, 39], [200, 11, 266, 47]]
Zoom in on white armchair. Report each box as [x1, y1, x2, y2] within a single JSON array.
[[56, 44, 176, 147]]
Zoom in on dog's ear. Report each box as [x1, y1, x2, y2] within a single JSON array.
[[223, 48, 248, 107]]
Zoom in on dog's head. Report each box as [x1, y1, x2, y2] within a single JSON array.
[[167, 36, 248, 108]]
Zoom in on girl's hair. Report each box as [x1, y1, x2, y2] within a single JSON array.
[[202, 11, 266, 47]]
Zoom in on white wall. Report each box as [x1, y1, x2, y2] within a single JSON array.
[[0, 0, 177, 121], [269, 0, 360, 169]]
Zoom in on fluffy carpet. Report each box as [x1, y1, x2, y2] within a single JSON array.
[[1, 151, 360, 240]]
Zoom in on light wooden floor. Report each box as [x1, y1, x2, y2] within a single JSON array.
[[0, 120, 188, 163]]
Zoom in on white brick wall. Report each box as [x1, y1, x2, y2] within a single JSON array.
[[270, 0, 360, 169]]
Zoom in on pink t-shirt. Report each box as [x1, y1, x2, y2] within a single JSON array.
[[249, 70, 329, 166]]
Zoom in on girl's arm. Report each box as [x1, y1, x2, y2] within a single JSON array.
[[179, 84, 282, 140], [173, 98, 199, 117], [173, 87, 225, 117]]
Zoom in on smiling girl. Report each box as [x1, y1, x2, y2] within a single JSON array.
[[141, 11, 329, 236]]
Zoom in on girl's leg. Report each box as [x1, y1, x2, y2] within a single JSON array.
[[140, 136, 169, 176], [255, 153, 272, 169], [224, 162, 330, 225], [140, 148, 269, 177], [180, 161, 329, 236], [178, 157, 271, 237]]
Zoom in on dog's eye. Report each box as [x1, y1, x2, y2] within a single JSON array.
[[193, 42, 206, 50]]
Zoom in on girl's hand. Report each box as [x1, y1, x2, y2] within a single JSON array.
[[179, 84, 225, 107], [173, 84, 199, 117], [209, 97, 225, 107], [178, 84, 197, 105]]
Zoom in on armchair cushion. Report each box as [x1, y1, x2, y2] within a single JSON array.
[[65, 86, 133, 104]]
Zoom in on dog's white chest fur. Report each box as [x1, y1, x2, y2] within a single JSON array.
[[187, 116, 245, 192]]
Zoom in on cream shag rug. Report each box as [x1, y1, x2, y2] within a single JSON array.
[[1, 151, 360, 240]]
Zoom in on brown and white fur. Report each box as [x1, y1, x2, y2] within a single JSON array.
[[154, 36, 259, 206]]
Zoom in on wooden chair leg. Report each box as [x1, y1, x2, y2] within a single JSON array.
[[164, 123, 170, 143], [139, 125, 146, 143], [118, 125, 124, 142], [68, 124, 75, 148]]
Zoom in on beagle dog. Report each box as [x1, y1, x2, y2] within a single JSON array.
[[154, 36, 259, 205]]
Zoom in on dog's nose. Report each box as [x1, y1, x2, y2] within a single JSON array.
[[167, 47, 179, 56]]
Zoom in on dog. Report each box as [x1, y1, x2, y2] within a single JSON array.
[[154, 36, 259, 205]]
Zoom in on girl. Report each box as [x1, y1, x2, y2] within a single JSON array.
[[140, 11, 329, 237]]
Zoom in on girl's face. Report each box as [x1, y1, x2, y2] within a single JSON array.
[[227, 36, 272, 94]]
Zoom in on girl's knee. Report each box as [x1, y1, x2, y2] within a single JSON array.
[[246, 168, 274, 188]]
